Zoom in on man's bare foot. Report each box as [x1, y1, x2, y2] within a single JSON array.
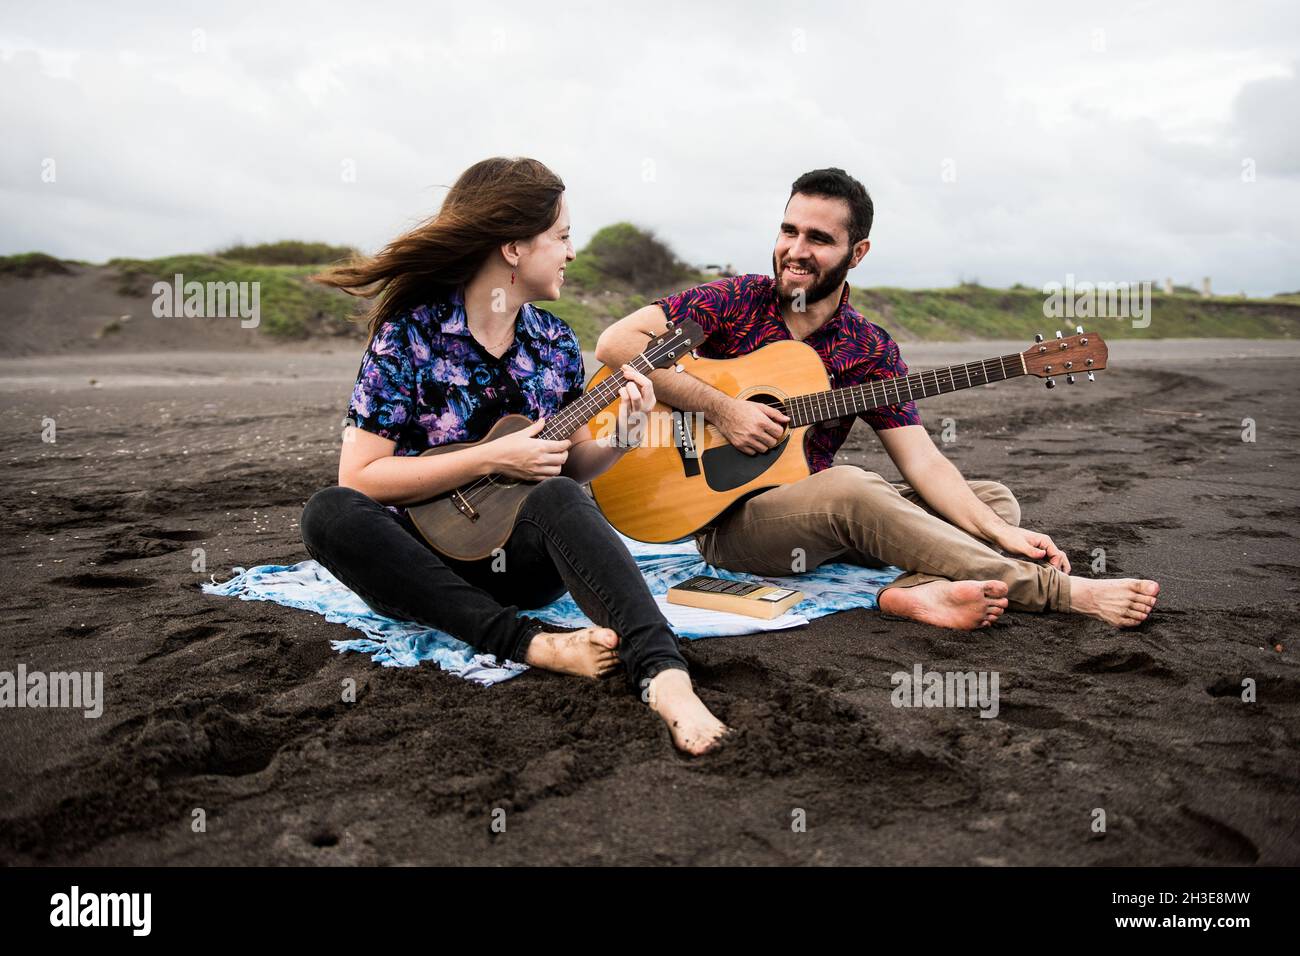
[[524, 626, 620, 678], [878, 580, 1010, 630], [646, 668, 729, 755], [1070, 577, 1160, 627]]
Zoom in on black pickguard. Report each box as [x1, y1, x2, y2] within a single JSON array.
[[699, 392, 794, 492], [701, 438, 790, 491]]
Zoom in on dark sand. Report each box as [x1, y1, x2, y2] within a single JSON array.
[[1, 340, 1298, 865]]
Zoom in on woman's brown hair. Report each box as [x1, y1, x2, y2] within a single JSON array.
[[314, 157, 565, 342]]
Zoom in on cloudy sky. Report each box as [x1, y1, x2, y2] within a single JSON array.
[[3, 0, 1297, 294]]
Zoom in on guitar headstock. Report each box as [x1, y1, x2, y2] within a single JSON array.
[[1021, 326, 1108, 389], [642, 318, 705, 371]]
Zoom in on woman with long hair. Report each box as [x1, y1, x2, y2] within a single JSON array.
[[302, 157, 726, 755]]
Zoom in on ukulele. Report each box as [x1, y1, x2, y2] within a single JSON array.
[[587, 327, 1108, 543], [406, 319, 705, 560]]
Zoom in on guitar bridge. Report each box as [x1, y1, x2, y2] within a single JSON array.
[[673, 411, 701, 477], [449, 489, 480, 521]]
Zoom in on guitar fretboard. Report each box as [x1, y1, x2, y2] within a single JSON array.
[[780, 352, 1027, 427]]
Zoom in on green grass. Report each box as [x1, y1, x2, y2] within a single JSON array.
[[97, 227, 703, 346], [215, 240, 357, 266], [0, 252, 72, 277], [853, 285, 1300, 342], [9, 233, 1300, 344], [559, 255, 605, 289], [532, 296, 601, 349], [109, 254, 356, 338]]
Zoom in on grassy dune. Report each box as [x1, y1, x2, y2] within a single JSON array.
[[4, 230, 1298, 347], [855, 285, 1300, 342], [109, 254, 357, 338]]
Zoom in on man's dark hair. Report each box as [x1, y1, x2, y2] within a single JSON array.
[[789, 168, 874, 244]]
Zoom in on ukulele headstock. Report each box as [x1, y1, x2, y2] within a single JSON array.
[[643, 319, 705, 371], [1021, 326, 1108, 389]]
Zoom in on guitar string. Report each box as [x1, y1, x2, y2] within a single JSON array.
[[774, 354, 1025, 426], [639, 352, 1033, 442], [452, 343, 1057, 510]]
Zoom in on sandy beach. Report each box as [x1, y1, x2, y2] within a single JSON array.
[[1, 339, 1297, 865]]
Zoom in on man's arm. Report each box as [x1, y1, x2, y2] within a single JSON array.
[[595, 305, 730, 417], [876, 425, 1006, 539], [595, 306, 788, 454], [876, 424, 1071, 571]]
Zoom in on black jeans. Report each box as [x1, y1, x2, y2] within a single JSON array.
[[300, 476, 688, 691]]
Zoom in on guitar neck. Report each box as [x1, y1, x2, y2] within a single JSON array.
[[539, 346, 1032, 438], [783, 351, 1028, 427]]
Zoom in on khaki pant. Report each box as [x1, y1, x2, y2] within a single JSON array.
[[693, 465, 1071, 613]]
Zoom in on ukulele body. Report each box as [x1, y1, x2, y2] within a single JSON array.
[[589, 339, 828, 543], [406, 414, 541, 561], [401, 318, 708, 560]]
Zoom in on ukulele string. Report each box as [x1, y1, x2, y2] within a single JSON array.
[[454, 336, 685, 506], [456, 348, 663, 505]]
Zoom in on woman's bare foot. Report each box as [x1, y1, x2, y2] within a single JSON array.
[[878, 580, 1010, 630], [524, 626, 620, 678], [1069, 577, 1160, 627], [646, 668, 728, 755]]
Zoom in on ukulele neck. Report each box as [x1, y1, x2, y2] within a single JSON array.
[[536, 353, 656, 441]]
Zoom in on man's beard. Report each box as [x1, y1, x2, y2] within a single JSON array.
[[773, 248, 853, 308]]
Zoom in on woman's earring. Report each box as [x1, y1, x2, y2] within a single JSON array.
[[510, 270, 516, 286]]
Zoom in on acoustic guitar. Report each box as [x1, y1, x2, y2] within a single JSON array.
[[406, 318, 705, 560], [587, 328, 1108, 543]]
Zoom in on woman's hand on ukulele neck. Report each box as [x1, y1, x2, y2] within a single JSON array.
[[487, 418, 573, 481], [611, 364, 657, 450]]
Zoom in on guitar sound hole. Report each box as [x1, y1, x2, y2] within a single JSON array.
[[702, 393, 789, 493]]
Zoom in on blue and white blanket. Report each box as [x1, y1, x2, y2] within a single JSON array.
[[202, 533, 898, 686]]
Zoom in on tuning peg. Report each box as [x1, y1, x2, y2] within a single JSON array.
[[1055, 330, 1063, 338], [1045, 377, 1056, 389], [1034, 332, 1044, 343], [1086, 371, 1095, 382], [1075, 325, 1084, 334], [1066, 374, 1076, 384], [673, 363, 684, 373]]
